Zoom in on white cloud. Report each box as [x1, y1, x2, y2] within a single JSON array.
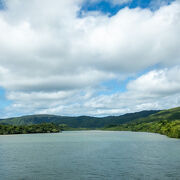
[[127, 66, 180, 96], [0, 66, 114, 91], [0, 0, 180, 117], [4, 67, 180, 117]]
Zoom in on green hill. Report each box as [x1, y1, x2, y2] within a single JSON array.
[[133, 106, 180, 124], [0, 110, 158, 128], [104, 107, 180, 138], [1, 107, 180, 138]]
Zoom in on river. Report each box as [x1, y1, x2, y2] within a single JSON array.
[[0, 131, 180, 180]]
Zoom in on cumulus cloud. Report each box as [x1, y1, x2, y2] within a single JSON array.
[[82, 66, 180, 116], [127, 66, 180, 96], [0, 0, 180, 117], [4, 67, 180, 117]]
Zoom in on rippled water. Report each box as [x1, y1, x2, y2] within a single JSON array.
[[0, 131, 180, 180]]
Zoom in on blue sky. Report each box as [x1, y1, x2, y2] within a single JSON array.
[[80, 0, 174, 16], [0, 0, 8, 114], [0, 88, 11, 113], [0, 0, 4, 9], [0, 0, 179, 117]]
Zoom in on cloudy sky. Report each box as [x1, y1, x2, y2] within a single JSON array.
[[0, 0, 180, 118]]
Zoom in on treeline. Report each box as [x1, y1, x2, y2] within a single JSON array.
[[0, 123, 61, 135], [104, 120, 180, 138]]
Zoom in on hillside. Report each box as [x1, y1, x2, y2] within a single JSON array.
[[0, 110, 159, 128], [1, 107, 180, 137], [133, 107, 180, 124], [104, 107, 180, 138]]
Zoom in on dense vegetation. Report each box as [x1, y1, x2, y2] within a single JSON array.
[[0, 110, 159, 128], [104, 120, 180, 138], [0, 123, 61, 135], [1, 107, 180, 138], [104, 107, 180, 138], [132, 107, 180, 124]]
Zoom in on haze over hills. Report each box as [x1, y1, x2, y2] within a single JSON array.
[[0, 110, 159, 128]]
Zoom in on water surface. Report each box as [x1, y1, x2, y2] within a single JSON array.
[[0, 131, 180, 180]]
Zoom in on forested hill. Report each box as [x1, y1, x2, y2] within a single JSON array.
[[0, 110, 159, 128], [104, 107, 180, 138], [131, 106, 180, 124]]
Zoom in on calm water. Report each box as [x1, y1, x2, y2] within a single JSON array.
[[0, 131, 180, 180]]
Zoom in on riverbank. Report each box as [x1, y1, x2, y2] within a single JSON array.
[[102, 120, 180, 138], [0, 123, 61, 135], [1, 120, 180, 139]]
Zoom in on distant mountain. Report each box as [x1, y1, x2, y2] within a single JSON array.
[[0, 110, 159, 128], [104, 107, 180, 138]]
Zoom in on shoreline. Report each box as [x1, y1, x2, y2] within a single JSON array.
[[0, 129, 179, 139]]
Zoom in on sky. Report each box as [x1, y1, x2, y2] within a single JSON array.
[[0, 0, 180, 118]]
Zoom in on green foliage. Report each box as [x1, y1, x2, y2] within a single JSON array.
[[133, 107, 180, 124], [103, 120, 180, 138], [1, 107, 180, 138], [0, 123, 61, 135], [103, 107, 180, 138]]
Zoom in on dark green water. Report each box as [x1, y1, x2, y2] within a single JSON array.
[[0, 131, 180, 180]]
